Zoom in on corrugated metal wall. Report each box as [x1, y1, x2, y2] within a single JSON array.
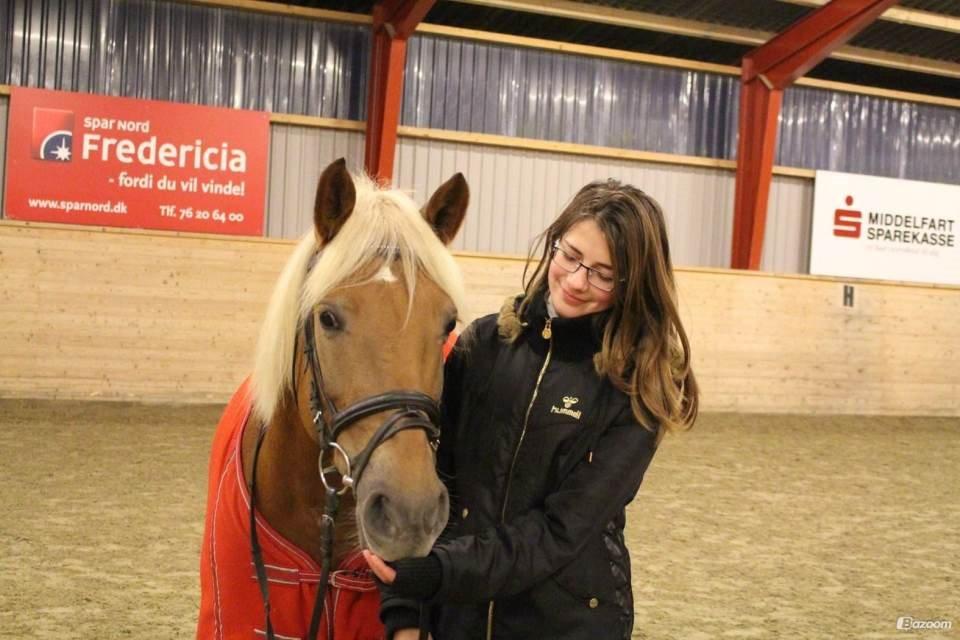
[[265, 125, 365, 238], [406, 34, 960, 185], [0, 0, 896, 274], [402, 36, 739, 159], [779, 87, 960, 184], [762, 175, 814, 274], [1, 0, 957, 185], [393, 135, 812, 272], [0, 0, 369, 118]]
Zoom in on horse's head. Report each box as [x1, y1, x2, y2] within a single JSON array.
[[252, 158, 468, 561]]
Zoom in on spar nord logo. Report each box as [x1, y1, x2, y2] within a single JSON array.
[[32, 107, 75, 162], [833, 195, 862, 238]]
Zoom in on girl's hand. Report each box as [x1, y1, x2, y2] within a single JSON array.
[[362, 549, 397, 584], [393, 630, 432, 640]]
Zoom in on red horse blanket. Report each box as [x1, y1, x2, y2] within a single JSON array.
[[197, 380, 384, 640]]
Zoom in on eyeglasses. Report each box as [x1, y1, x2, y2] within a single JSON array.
[[551, 240, 620, 292]]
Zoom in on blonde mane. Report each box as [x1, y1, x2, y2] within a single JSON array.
[[250, 173, 466, 424]]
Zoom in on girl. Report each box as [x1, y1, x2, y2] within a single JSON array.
[[366, 179, 699, 639]]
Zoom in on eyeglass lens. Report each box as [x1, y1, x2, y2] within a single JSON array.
[[552, 242, 616, 292]]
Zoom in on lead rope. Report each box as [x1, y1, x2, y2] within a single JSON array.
[[250, 426, 334, 640], [307, 485, 339, 640]]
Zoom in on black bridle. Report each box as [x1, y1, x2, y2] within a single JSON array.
[[250, 307, 440, 640]]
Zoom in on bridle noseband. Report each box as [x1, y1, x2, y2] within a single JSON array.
[[251, 306, 441, 640]]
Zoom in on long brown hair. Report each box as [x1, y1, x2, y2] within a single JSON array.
[[507, 179, 698, 436]]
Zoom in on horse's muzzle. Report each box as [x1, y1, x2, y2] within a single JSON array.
[[359, 477, 449, 561]]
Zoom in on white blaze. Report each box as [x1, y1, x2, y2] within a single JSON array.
[[374, 263, 397, 283]]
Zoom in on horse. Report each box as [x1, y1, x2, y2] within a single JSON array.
[[197, 158, 469, 640]]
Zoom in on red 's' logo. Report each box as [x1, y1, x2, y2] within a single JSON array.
[[833, 195, 861, 238]]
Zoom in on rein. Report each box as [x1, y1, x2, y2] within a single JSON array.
[[249, 309, 440, 640]]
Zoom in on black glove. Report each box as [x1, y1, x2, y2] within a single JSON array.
[[379, 589, 421, 640], [377, 554, 443, 639], [389, 554, 443, 600]]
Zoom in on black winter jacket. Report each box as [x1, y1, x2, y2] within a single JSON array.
[[426, 292, 659, 640]]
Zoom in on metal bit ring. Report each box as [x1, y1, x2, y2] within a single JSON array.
[[319, 442, 353, 495]]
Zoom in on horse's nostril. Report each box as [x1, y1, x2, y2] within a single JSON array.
[[365, 492, 397, 537], [364, 486, 450, 544]]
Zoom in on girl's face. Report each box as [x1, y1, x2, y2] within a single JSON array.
[[547, 219, 617, 319]]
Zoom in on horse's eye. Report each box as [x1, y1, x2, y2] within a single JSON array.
[[319, 310, 341, 331]]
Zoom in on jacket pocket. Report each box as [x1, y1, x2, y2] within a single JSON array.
[[550, 535, 618, 608], [526, 577, 621, 639]]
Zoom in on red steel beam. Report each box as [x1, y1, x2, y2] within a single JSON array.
[[364, 30, 408, 183], [731, 0, 899, 270], [364, 0, 436, 184], [732, 78, 782, 272], [747, 0, 900, 88]]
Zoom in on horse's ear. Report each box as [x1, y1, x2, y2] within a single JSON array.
[[422, 173, 469, 245], [314, 158, 357, 245]]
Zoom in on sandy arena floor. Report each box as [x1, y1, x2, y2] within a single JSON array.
[[0, 400, 956, 639]]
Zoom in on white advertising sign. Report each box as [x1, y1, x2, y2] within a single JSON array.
[[810, 171, 959, 286]]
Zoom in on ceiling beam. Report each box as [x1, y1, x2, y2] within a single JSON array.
[[448, 0, 770, 43], [731, 0, 899, 271], [776, 0, 960, 35], [446, 0, 960, 79]]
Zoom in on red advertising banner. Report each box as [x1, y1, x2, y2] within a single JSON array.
[[4, 87, 269, 236]]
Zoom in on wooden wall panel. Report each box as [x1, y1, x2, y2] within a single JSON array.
[[2, 222, 957, 415], [0, 223, 289, 402]]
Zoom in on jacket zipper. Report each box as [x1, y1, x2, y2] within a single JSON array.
[[486, 317, 554, 640]]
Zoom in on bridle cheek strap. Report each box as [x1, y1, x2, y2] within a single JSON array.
[[303, 312, 441, 493]]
